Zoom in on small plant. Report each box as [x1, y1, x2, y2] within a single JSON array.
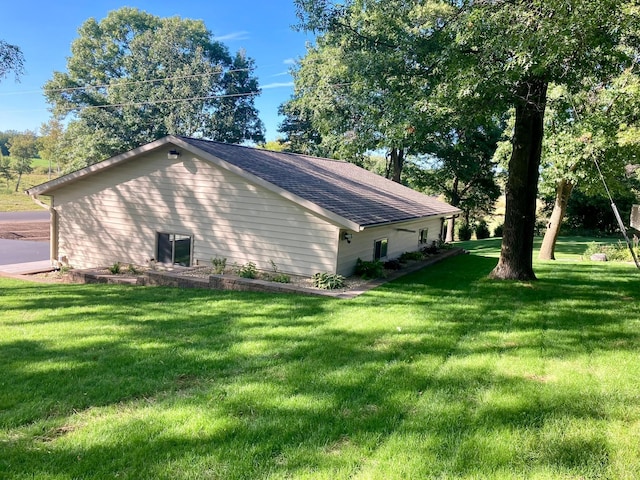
[[211, 257, 227, 274], [127, 264, 141, 275], [236, 261, 258, 279], [399, 251, 424, 262], [312, 272, 346, 290], [475, 220, 491, 239], [421, 242, 439, 255], [108, 262, 121, 274], [493, 223, 504, 237], [384, 259, 403, 270], [354, 258, 386, 279], [266, 259, 290, 283], [458, 223, 473, 241]]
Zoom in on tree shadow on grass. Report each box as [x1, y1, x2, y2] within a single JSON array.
[[1, 255, 639, 478]]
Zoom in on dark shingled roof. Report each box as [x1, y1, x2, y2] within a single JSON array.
[[178, 136, 459, 228]]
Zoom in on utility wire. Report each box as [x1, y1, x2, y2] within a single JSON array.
[[0, 68, 253, 97], [43, 68, 252, 94], [55, 91, 260, 113]]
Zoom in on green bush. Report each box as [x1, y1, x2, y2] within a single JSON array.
[[493, 224, 504, 237], [270, 273, 291, 284], [398, 251, 424, 262], [475, 220, 491, 239], [236, 262, 258, 279], [211, 257, 227, 274], [108, 262, 121, 274], [354, 258, 386, 279], [583, 241, 638, 262], [312, 272, 346, 290], [383, 259, 403, 270], [458, 223, 473, 241]]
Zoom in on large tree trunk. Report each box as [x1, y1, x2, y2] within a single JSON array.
[[539, 179, 574, 260], [490, 79, 548, 281], [389, 147, 405, 183], [14, 172, 22, 193], [445, 217, 456, 242], [445, 177, 461, 242]]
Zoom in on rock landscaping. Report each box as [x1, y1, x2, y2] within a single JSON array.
[[55, 247, 464, 298]]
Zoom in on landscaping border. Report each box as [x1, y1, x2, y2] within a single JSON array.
[[66, 248, 464, 298]]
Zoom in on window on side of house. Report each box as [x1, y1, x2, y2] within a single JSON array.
[[374, 238, 388, 261], [157, 232, 193, 266], [419, 228, 428, 245]]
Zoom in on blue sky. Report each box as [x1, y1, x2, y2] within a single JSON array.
[[0, 0, 313, 141]]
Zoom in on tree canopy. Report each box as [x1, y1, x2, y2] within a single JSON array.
[[44, 8, 264, 166], [294, 0, 640, 280], [0, 40, 24, 82], [7, 131, 37, 192]]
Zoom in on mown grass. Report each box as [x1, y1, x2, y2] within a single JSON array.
[[1, 238, 639, 479], [0, 172, 51, 211]]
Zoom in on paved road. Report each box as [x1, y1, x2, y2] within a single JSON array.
[[0, 211, 50, 223], [0, 239, 50, 265], [0, 211, 50, 266]]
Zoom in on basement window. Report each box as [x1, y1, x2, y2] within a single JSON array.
[[157, 232, 193, 266], [374, 238, 388, 261]]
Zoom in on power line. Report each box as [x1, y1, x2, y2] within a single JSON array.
[[56, 91, 261, 113], [44, 68, 252, 94], [0, 68, 253, 97]]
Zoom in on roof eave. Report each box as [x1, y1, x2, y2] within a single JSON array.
[[360, 208, 463, 229]]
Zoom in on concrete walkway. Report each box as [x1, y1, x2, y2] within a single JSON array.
[[0, 260, 54, 275]]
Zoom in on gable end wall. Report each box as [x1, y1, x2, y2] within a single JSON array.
[[52, 151, 339, 276]]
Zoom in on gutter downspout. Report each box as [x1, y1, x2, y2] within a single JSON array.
[[29, 195, 58, 268]]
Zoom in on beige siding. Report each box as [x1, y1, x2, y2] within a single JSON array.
[[336, 218, 443, 276], [53, 151, 340, 276]]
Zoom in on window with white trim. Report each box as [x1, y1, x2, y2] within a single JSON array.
[[419, 228, 429, 245], [157, 232, 192, 266], [373, 238, 388, 261]]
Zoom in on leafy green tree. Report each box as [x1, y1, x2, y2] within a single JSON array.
[[257, 139, 288, 152], [284, 27, 434, 181], [44, 8, 264, 163], [295, 0, 639, 280], [39, 118, 65, 179], [408, 118, 503, 241], [277, 102, 326, 157], [7, 131, 37, 192], [0, 40, 24, 81], [537, 75, 640, 259], [0, 130, 18, 157], [0, 154, 13, 189]]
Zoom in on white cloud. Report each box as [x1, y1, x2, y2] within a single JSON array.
[[215, 31, 250, 41], [261, 82, 295, 90], [283, 58, 296, 65], [272, 71, 291, 78]]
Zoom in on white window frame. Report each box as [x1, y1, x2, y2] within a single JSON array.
[[373, 238, 388, 261]]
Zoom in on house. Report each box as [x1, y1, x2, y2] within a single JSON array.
[[26, 136, 461, 277]]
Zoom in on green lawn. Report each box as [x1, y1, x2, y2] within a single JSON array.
[[1, 239, 639, 479], [0, 172, 51, 211]]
